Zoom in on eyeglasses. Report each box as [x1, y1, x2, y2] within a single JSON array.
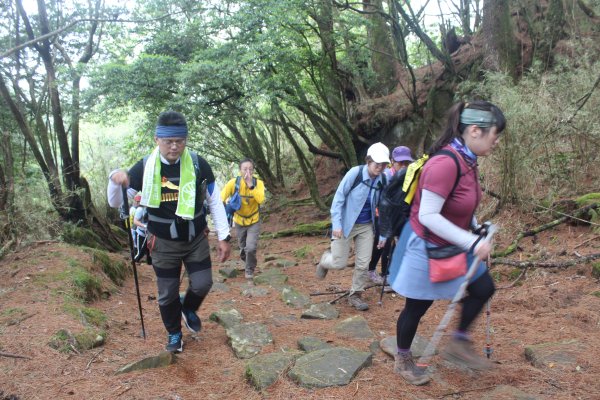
[[371, 162, 387, 168], [159, 138, 186, 147]]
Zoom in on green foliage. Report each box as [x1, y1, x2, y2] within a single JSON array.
[[490, 270, 502, 282], [66, 266, 104, 303], [576, 193, 600, 207], [472, 58, 600, 206], [63, 304, 108, 328], [592, 262, 600, 279], [292, 245, 312, 259]]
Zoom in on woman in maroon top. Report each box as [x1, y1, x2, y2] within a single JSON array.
[[388, 101, 506, 385]]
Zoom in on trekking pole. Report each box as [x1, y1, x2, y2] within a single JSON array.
[[378, 239, 396, 306], [484, 299, 493, 359], [417, 224, 498, 366], [120, 187, 147, 340], [377, 274, 387, 306], [483, 254, 493, 359]]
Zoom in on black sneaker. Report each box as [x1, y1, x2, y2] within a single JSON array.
[[166, 331, 183, 353]]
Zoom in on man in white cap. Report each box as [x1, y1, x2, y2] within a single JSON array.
[[316, 142, 390, 311]]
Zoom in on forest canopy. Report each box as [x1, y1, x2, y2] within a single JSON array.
[[0, 0, 599, 251]]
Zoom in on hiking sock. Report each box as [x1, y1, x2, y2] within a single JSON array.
[[397, 348, 411, 356], [453, 330, 471, 341]]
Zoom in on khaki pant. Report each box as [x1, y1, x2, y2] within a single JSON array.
[[330, 223, 374, 294]]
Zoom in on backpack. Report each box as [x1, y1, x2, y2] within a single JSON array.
[[349, 165, 387, 193], [378, 149, 461, 239], [226, 175, 257, 214]]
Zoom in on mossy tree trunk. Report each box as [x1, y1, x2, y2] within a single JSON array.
[[364, 0, 399, 96], [481, 0, 520, 78]]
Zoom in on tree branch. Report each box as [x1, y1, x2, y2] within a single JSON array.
[[493, 202, 599, 257], [493, 253, 600, 269]]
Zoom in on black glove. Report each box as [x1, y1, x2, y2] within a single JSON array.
[[473, 221, 492, 237]]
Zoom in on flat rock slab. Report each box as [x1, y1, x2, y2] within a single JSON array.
[[116, 351, 174, 374], [281, 286, 311, 308], [218, 267, 239, 278], [253, 268, 288, 288], [482, 384, 540, 400], [288, 347, 372, 388], [334, 315, 374, 339], [210, 282, 229, 292], [264, 259, 298, 268], [209, 308, 243, 330], [245, 351, 301, 390], [380, 335, 435, 358], [297, 336, 333, 352], [270, 314, 298, 327], [241, 286, 270, 297], [301, 302, 339, 320], [524, 339, 585, 369], [227, 322, 273, 359]]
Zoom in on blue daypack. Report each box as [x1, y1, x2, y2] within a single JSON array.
[[226, 176, 243, 213]]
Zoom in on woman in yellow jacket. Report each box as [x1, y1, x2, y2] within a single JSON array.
[[221, 158, 265, 278]]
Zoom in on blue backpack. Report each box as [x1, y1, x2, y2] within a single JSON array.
[[227, 176, 243, 212], [225, 176, 257, 216]]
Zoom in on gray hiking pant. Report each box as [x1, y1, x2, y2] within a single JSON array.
[[149, 233, 212, 334], [235, 221, 261, 274]]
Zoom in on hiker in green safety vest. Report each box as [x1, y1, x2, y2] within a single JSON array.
[[221, 158, 265, 279], [107, 111, 231, 354]]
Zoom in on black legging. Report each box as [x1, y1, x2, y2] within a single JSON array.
[[368, 218, 393, 275], [396, 270, 496, 350]]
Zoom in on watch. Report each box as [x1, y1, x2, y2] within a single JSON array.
[[223, 234, 232, 242]]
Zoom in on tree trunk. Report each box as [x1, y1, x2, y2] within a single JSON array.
[[481, 0, 519, 78], [364, 0, 399, 95]]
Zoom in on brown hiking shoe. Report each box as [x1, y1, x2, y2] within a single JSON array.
[[394, 351, 430, 385], [442, 338, 493, 371], [347, 293, 369, 311]]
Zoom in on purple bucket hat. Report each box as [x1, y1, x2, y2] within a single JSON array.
[[392, 146, 414, 162]]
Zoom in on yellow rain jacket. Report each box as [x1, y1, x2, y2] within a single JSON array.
[[221, 176, 265, 226]]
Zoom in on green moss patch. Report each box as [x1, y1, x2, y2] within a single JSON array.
[[63, 304, 108, 328], [61, 223, 105, 249], [86, 248, 128, 286], [48, 328, 106, 353]]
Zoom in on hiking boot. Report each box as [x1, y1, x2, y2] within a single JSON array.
[[166, 331, 183, 353], [442, 338, 493, 371], [180, 295, 202, 334], [369, 270, 384, 284], [394, 351, 430, 385], [316, 250, 332, 280], [240, 249, 246, 262], [348, 293, 369, 311], [245, 271, 254, 279]]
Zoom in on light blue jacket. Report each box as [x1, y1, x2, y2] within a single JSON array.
[[330, 165, 387, 238]]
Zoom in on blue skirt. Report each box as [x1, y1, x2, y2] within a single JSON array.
[[389, 222, 487, 300]]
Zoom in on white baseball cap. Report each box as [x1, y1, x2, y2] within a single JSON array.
[[366, 142, 390, 164]]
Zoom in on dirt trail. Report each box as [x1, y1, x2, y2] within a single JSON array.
[[0, 216, 599, 399]]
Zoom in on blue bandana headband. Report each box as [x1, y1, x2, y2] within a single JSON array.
[[460, 108, 496, 128], [155, 125, 188, 138]]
